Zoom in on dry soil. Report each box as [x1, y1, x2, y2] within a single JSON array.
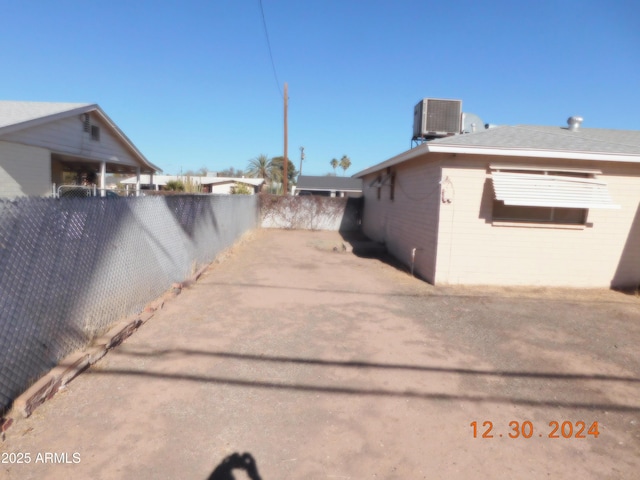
[[1, 229, 639, 479]]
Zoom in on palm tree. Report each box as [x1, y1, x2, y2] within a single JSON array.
[[246, 154, 272, 181], [330, 158, 338, 175], [339, 155, 351, 176]]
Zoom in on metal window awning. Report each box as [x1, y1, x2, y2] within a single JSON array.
[[491, 171, 620, 209]]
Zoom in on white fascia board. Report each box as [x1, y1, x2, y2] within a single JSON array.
[[354, 141, 640, 180], [426, 144, 640, 163], [353, 144, 429, 178]]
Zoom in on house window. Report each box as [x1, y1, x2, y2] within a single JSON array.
[[490, 164, 619, 226], [492, 202, 586, 224], [90, 125, 100, 141], [376, 175, 381, 200]]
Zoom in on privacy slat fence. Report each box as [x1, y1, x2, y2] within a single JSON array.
[[0, 194, 259, 412]]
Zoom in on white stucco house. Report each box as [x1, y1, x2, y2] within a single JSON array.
[[0, 101, 160, 198], [120, 175, 265, 194], [354, 118, 640, 289]]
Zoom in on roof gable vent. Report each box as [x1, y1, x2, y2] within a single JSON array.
[[82, 113, 91, 132]]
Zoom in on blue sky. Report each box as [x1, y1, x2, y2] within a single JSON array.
[[2, 0, 638, 176]]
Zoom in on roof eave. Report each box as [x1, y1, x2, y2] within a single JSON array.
[[355, 143, 640, 178], [353, 143, 429, 178], [426, 144, 640, 163]]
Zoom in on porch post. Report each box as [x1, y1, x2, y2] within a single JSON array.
[[136, 167, 141, 197], [100, 161, 106, 197]]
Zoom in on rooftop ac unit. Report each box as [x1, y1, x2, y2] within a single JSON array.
[[413, 98, 462, 139]]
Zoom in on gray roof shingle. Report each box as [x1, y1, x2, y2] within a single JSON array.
[[430, 125, 640, 155], [0, 101, 93, 130], [354, 124, 640, 178], [296, 175, 362, 191]]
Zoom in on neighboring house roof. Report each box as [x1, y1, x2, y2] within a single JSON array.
[[121, 175, 176, 186], [206, 176, 265, 187], [121, 174, 264, 186], [354, 124, 640, 178], [296, 175, 362, 192], [0, 100, 161, 173]]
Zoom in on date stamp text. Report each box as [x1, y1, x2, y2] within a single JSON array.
[[2, 452, 81, 464], [470, 420, 599, 439]]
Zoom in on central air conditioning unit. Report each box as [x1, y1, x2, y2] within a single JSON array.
[[413, 98, 462, 139]]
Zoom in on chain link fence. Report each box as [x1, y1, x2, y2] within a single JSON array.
[[56, 185, 136, 199], [0, 194, 258, 413]]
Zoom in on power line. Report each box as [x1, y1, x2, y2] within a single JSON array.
[[258, 0, 283, 99]]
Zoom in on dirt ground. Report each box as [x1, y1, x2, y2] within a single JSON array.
[[1, 229, 639, 479]]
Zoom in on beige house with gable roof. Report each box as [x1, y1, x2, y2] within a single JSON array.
[[0, 101, 159, 198], [354, 119, 640, 288]]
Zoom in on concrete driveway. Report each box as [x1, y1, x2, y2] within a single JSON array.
[[2, 229, 639, 479]]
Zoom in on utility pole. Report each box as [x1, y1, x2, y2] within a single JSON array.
[[283, 82, 288, 195], [299, 146, 305, 177]]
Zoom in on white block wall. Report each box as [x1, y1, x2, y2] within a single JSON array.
[[360, 152, 640, 288], [435, 157, 640, 288], [361, 157, 441, 283]]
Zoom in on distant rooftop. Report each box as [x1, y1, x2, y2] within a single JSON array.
[[121, 175, 264, 186], [296, 175, 362, 192]]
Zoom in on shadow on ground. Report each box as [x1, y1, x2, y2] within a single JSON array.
[[339, 230, 423, 279], [89, 347, 640, 413], [208, 452, 262, 480]]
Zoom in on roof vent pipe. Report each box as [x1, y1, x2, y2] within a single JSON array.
[[567, 116, 583, 131]]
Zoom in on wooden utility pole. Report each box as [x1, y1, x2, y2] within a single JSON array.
[[283, 82, 288, 195], [299, 146, 305, 176]]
